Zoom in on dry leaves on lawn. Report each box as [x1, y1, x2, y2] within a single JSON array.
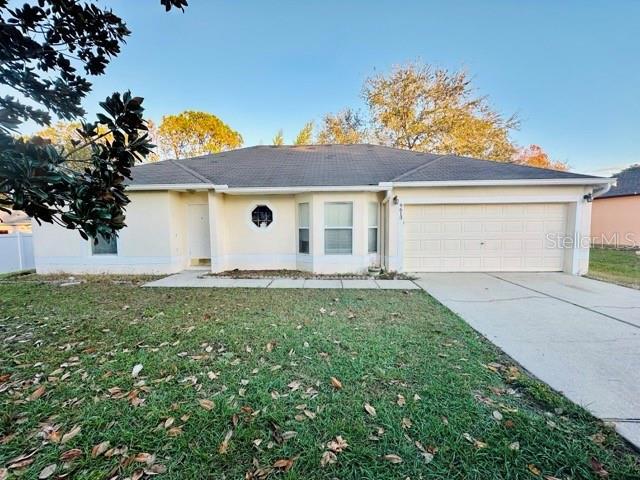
[[590, 457, 609, 478], [281, 431, 297, 441], [28, 385, 46, 401], [320, 450, 337, 467], [7, 451, 37, 470], [383, 454, 403, 464], [60, 425, 81, 444], [145, 464, 167, 475], [396, 394, 406, 406], [92, 441, 110, 457], [320, 436, 347, 467], [131, 364, 143, 378], [415, 441, 436, 464], [326, 436, 348, 453], [272, 458, 295, 472], [0, 468, 8, 480], [133, 452, 156, 466], [462, 432, 487, 449], [219, 430, 233, 454], [199, 399, 214, 411], [38, 464, 56, 479], [364, 403, 377, 417], [527, 464, 541, 476], [59, 448, 82, 462], [330, 377, 342, 389]]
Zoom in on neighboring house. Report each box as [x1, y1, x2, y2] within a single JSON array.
[[0, 210, 35, 273], [591, 165, 640, 248], [32, 145, 613, 275]]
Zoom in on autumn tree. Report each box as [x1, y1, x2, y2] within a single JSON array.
[[363, 62, 518, 161], [30, 122, 87, 168], [157, 111, 242, 159], [272, 129, 285, 146], [1, 0, 187, 241], [294, 121, 314, 145], [513, 144, 568, 171], [317, 109, 367, 144], [33, 120, 160, 169]]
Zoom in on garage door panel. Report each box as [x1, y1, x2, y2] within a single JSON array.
[[403, 203, 567, 272], [503, 222, 524, 233]]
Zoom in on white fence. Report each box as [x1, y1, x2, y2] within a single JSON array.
[[0, 232, 35, 273]]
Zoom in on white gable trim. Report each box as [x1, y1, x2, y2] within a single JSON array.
[[390, 178, 614, 187], [125, 178, 613, 193]]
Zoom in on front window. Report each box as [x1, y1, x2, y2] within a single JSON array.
[[251, 205, 273, 228], [324, 202, 352, 254], [368, 202, 379, 253], [92, 235, 117, 255], [298, 203, 310, 254]]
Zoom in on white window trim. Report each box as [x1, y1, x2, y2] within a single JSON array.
[[298, 203, 310, 255], [368, 202, 379, 254], [246, 202, 276, 231], [324, 201, 353, 255]]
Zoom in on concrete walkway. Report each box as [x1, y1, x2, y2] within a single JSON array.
[[414, 272, 640, 449], [143, 270, 419, 290]]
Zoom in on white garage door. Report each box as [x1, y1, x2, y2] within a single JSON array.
[[403, 203, 568, 272]]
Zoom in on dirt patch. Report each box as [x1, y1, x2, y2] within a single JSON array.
[[206, 269, 415, 280]]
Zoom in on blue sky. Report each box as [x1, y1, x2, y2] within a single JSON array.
[[30, 1, 640, 174]]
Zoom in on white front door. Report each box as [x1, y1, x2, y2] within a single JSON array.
[[403, 203, 568, 272], [187, 204, 211, 263]]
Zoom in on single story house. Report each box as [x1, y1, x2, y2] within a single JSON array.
[[32, 144, 613, 275], [591, 165, 639, 248]]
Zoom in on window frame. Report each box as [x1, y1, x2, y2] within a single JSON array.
[[324, 201, 353, 255], [368, 202, 379, 254], [90, 235, 118, 256], [251, 204, 274, 229], [298, 202, 310, 254]]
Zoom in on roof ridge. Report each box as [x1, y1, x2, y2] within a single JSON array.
[[391, 154, 452, 181], [169, 159, 211, 184]]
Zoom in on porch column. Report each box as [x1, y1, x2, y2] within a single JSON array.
[[207, 191, 226, 273], [565, 197, 592, 275], [385, 197, 403, 272]]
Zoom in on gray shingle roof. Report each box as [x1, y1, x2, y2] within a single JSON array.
[[599, 165, 640, 198], [129, 144, 601, 188]]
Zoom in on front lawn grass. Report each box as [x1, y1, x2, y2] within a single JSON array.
[[588, 247, 640, 289], [0, 277, 638, 479]]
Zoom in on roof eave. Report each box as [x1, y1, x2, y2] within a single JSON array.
[[126, 183, 215, 191], [390, 178, 615, 187]]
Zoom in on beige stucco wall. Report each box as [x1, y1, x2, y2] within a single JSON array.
[[33, 183, 599, 276], [33, 191, 202, 274], [210, 194, 298, 271], [592, 196, 640, 247], [208, 191, 382, 274]]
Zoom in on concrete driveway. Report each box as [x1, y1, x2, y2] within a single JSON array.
[[414, 272, 640, 448]]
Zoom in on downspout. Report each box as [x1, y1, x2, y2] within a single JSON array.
[[381, 187, 393, 271], [592, 180, 615, 198]]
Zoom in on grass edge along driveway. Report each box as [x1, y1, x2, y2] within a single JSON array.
[[589, 247, 640, 289], [0, 276, 638, 479]]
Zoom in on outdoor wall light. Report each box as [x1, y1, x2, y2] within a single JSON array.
[[583, 193, 593, 203], [393, 195, 399, 205]]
